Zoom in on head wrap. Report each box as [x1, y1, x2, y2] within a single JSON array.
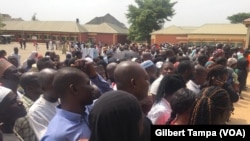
[[212, 49, 224, 58], [89, 90, 142, 141], [227, 58, 237, 67]]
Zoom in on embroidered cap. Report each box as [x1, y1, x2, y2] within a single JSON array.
[[140, 60, 154, 69]]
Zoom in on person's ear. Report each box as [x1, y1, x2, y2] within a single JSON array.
[[131, 78, 136, 88], [69, 84, 77, 94]]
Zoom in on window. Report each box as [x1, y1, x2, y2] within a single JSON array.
[[208, 42, 215, 46], [236, 43, 243, 48], [61, 36, 65, 41]]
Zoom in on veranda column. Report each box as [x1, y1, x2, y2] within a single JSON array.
[[243, 18, 250, 48]]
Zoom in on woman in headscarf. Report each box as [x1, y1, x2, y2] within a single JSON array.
[[22, 51, 38, 69], [88, 90, 143, 141]]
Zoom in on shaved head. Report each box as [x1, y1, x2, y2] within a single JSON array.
[[195, 64, 207, 75], [38, 68, 58, 101], [106, 62, 118, 82], [193, 64, 207, 85], [114, 61, 141, 87], [39, 68, 57, 90], [114, 61, 149, 100], [106, 62, 118, 70]]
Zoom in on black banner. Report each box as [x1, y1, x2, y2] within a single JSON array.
[[151, 125, 250, 140]]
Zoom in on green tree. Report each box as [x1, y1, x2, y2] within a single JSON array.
[[227, 12, 250, 24], [126, 0, 176, 44]]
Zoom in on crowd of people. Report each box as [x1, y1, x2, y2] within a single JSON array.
[[0, 41, 249, 141]]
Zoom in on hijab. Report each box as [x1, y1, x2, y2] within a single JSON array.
[[22, 51, 38, 68], [89, 90, 142, 141]]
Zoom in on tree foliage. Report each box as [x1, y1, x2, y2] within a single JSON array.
[[126, 0, 176, 44], [227, 12, 250, 24]]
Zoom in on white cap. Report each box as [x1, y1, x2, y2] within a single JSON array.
[[131, 57, 138, 62], [85, 57, 93, 62], [156, 61, 163, 69], [0, 86, 11, 103]]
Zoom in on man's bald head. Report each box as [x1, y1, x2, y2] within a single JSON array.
[[193, 64, 207, 85], [20, 71, 42, 100], [52, 67, 88, 98], [114, 61, 149, 100], [20, 72, 39, 88], [106, 62, 118, 71], [106, 62, 118, 82], [53, 67, 94, 106], [195, 64, 206, 75], [114, 61, 141, 87], [39, 68, 57, 91], [141, 52, 152, 61]]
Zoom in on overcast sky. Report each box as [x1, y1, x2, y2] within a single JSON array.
[[1, 0, 250, 28]]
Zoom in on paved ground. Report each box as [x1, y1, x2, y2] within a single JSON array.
[[1, 42, 250, 124], [228, 83, 250, 124], [0, 42, 66, 63]]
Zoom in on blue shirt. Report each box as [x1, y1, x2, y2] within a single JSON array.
[[90, 74, 113, 93], [41, 106, 90, 141]]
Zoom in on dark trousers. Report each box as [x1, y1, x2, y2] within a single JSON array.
[[237, 69, 247, 94]]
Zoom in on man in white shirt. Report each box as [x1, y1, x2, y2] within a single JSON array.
[[186, 65, 207, 94], [150, 62, 174, 102], [28, 68, 59, 140]]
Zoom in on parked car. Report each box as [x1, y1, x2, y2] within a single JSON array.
[[0, 35, 13, 44]]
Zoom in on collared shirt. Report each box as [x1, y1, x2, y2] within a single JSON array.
[[111, 82, 117, 90], [147, 98, 171, 125], [21, 94, 34, 109], [186, 80, 200, 95], [41, 106, 91, 141], [28, 96, 59, 140], [14, 95, 38, 141], [150, 75, 164, 95]]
